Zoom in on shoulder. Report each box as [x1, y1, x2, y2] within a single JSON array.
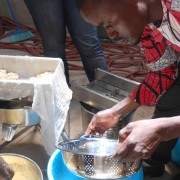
[[162, 0, 180, 11]]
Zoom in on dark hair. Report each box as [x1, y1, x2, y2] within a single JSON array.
[[75, 0, 85, 11]]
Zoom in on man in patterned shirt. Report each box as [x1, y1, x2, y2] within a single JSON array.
[[75, 0, 180, 177]]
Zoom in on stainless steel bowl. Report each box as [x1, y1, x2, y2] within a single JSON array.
[[58, 136, 142, 179], [0, 153, 43, 180]]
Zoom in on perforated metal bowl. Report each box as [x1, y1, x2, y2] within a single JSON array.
[[58, 136, 142, 179]]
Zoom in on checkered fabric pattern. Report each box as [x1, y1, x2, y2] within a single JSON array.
[[130, 0, 180, 106]]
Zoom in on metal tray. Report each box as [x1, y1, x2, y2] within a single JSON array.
[[72, 69, 140, 110], [0, 153, 43, 180]]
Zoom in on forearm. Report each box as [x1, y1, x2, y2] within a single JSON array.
[[156, 116, 180, 141], [111, 96, 140, 118]]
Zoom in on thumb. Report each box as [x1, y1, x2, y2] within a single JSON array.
[[118, 126, 132, 143]]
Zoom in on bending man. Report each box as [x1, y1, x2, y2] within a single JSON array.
[[75, 0, 180, 177]]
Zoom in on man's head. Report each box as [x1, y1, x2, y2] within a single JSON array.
[[75, 0, 150, 45]]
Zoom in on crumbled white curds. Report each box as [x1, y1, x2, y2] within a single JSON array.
[[29, 72, 53, 81], [0, 69, 19, 80], [0, 70, 53, 81]]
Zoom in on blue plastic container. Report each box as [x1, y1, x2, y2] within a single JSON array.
[[172, 138, 180, 166], [47, 150, 144, 180]]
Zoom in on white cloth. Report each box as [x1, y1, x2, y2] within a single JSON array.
[[32, 61, 72, 155], [0, 55, 72, 155]]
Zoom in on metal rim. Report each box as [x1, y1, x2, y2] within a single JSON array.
[[0, 153, 43, 180]]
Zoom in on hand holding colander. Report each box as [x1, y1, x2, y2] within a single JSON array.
[[57, 133, 142, 179]]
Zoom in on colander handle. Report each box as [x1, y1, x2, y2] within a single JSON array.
[[61, 129, 70, 141], [80, 134, 107, 139]]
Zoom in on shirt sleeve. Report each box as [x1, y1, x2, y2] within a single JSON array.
[[129, 65, 177, 106], [129, 26, 178, 106]]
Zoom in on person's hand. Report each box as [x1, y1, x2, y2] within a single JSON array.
[[85, 96, 140, 136], [85, 108, 122, 135], [114, 119, 162, 162]]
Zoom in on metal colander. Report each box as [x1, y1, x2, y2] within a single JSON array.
[[57, 136, 142, 179]]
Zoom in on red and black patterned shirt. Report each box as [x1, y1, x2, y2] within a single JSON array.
[[130, 0, 180, 106]]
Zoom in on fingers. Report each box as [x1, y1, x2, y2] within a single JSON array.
[[85, 123, 93, 135], [85, 114, 97, 135], [85, 113, 107, 135], [115, 139, 152, 161], [85, 124, 98, 135], [115, 125, 138, 161], [85, 124, 106, 135], [114, 142, 129, 159], [114, 139, 137, 161], [113, 126, 132, 160], [114, 142, 141, 162], [118, 125, 132, 143]]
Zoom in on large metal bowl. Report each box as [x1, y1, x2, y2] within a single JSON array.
[[0, 153, 43, 180], [58, 136, 142, 179]]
